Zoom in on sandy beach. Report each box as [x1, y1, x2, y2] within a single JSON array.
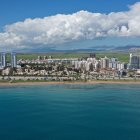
[[0, 80, 140, 86]]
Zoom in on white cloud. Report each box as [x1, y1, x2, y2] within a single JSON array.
[[0, 2, 140, 51]]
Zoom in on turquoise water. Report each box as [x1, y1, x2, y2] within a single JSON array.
[[0, 84, 140, 140]]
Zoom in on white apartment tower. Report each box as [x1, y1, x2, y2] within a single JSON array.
[[1, 52, 6, 68], [129, 53, 140, 69], [101, 56, 109, 69], [11, 52, 17, 68]]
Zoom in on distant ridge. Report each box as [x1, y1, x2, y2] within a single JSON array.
[[16, 45, 140, 53]]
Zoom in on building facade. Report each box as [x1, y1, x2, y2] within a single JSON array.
[[129, 53, 140, 69], [100, 56, 109, 69], [1, 52, 6, 68], [11, 52, 17, 68]]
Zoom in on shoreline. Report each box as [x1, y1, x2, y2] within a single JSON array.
[[0, 80, 140, 86]]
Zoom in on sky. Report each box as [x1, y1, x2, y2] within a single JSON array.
[[0, 0, 140, 52]]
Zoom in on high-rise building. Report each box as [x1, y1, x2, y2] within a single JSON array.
[[100, 56, 109, 69], [90, 53, 96, 58], [129, 53, 140, 69], [1, 52, 6, 68], [11, 52, 17, 68]]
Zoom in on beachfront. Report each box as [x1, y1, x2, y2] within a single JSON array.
[[1, 79, 140, 86]]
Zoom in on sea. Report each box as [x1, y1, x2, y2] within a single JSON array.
[[0, 84, 140, 140]]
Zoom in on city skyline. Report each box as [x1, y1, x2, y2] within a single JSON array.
[[0, 0, 140, 52], [0, 52, 17, 68]]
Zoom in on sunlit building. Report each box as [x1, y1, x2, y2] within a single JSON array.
[[1, 52, 6, 68], [11, 52, 17, 68], [100, 56, 109, 69]]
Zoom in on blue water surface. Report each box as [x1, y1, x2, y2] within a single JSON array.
[[0, 84, 140, 140]]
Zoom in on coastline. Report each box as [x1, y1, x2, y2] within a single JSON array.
[[0, 80, 140, 86]]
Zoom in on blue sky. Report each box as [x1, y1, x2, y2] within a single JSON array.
[[0, 0, 140, 51]]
